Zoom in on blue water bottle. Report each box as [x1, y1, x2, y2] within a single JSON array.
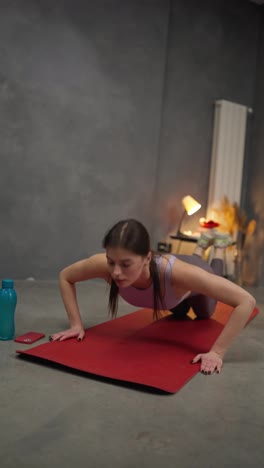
[[0, 279, 17, 340]]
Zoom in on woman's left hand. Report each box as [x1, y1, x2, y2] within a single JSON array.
[[191, 351, 223, 375]]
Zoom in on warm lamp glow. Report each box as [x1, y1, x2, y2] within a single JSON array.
[[176, 195, 202, 236], [182, 195, 201, 216]]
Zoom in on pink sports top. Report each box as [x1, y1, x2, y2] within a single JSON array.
[[118, 255, 187, 310]]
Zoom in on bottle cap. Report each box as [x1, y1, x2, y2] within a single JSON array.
[[2, 279, 14, 288]]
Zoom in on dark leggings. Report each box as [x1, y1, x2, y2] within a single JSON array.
[[170, 254, 223, 320]]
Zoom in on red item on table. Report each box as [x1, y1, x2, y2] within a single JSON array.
[[199, 219, 220, 229]]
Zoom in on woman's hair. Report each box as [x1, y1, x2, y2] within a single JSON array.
[[102, 219, 165, 321]]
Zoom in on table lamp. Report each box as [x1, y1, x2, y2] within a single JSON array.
[[177, 195, 201, 236]]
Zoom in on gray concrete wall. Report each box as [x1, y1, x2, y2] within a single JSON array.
[[243, 6, 264, 286], [0, 0, 261, 279], [154, 0, 260, 241], [0, 0, 169, 278]]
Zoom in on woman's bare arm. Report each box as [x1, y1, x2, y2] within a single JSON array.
[[171, 260, 256, 371], [51, 253, 109, 341]]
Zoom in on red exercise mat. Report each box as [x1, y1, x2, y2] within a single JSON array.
[[16, 303, 259, 393]]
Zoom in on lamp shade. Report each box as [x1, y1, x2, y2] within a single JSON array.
[[182, 195, 201, 216]]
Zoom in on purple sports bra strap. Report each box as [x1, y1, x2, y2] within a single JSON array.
[[155, 254, 176, 283], [164, 255, 177, 285]]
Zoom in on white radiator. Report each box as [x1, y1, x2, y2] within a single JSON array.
[[206, 99, 251, 219]]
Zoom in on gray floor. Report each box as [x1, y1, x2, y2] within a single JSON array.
[[1, 280, 263, 468]]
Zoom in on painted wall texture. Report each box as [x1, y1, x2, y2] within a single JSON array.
[[0, 0, 169, 277], [155, 0, 260, 240], [243, 6, 264, 286], [0, 0, 262, 280]]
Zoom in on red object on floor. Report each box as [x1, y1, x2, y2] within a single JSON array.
[[14, 331, 45, 344], [16, 303, 259, 393]]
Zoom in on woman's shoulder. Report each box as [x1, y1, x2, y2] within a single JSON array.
[[60, 253, 109, 282], [75, 252, 108, 268], [81, 252, 109, 273]]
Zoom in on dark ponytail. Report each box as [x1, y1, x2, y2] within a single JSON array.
[[108, 280, 119, 319], [149, 255, 165, 321], [102, 219, 165, 320]]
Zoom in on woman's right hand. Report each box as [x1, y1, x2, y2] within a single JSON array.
[[49, 325, 85, 342]]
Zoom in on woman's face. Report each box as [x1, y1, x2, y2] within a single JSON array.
[[106, 247, 151, 287]]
